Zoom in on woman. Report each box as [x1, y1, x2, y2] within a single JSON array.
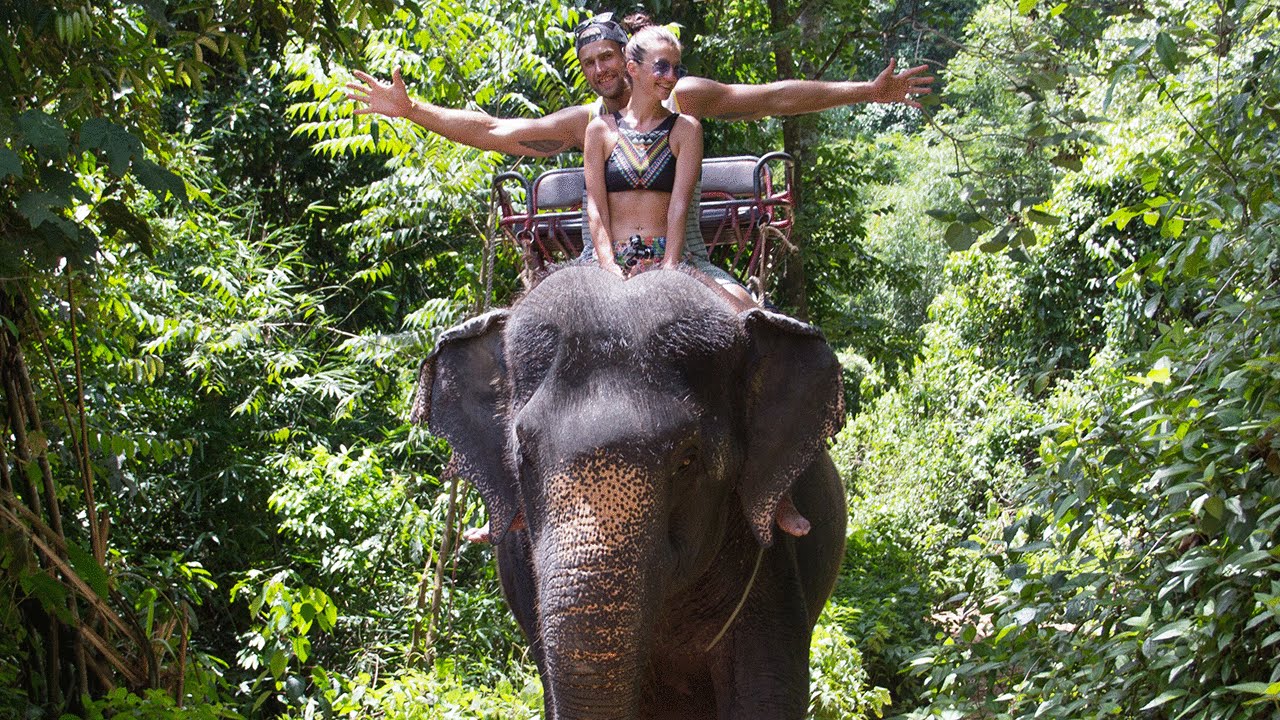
[[583, 26, 700, 277]]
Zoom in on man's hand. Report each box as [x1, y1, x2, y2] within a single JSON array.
[[347, 67, 414, 119], [868, 60, 935, 108]]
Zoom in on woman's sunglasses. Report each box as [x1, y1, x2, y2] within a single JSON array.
[[645, 59, 688, 79]]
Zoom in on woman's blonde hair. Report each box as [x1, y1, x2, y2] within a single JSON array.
[[625, 25, 681, 65]]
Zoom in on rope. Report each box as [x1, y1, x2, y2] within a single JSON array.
[[705, 546, 765, 652]]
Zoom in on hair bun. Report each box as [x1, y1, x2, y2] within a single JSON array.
[[621, 11, 654, 34]]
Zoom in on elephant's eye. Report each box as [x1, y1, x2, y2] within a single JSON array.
[[674, 445, 699, 473]]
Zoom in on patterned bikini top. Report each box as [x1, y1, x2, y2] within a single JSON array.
[[604, 112, 679, 193]]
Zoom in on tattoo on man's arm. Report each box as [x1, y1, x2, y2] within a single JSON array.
[[519, 139, 568, 153]]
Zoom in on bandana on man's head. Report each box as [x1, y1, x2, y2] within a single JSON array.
[[574, 11, 629, 51]]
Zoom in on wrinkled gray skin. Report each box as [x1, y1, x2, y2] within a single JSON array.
[[412, 266, 847, 719]]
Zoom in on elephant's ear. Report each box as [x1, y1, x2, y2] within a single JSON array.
[[738, 308, 845, 547], [410, 310, 519, 542]]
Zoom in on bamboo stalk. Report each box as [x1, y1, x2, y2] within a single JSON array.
[[0, 427, 12, 495], [65, 271, 104, 564], [24, 291, 95, 535], [1, 502, 150, 691], [3, 290, 73, 704], [408, 556, 433, 665], [0, 499, 135, 642], [76, 633, 89, 700], [444, 487, 469, 640], [2, 358, 44, 520], [81, 647, 117, 693], [0, 302, 16, 496], [175, 606, 188, 707], [422, 474, 460, 666], [48, 614, 62, 708], [78, 623, 146, 688], [14, 339, 65, 538]]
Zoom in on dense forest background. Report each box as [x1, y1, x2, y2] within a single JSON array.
[[2, 0, 1277, 717]]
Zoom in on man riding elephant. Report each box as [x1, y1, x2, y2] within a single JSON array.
[[346, 11, 934, 158]]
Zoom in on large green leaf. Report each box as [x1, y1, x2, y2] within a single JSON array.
[[96, 197, 155, 255], [16, 190, 65, 229], [131, 157, 187, 202], [80, 117, 145, 177], [19, 571, 74, 624], [0, 146, 22, 179], [65, 542, 109, 601], [16, 109, 68, 159]]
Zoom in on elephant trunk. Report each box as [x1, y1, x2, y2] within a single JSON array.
[[540, 573, 645, 712], [541, 568, 646, 719], [534, 454, 664, 720]]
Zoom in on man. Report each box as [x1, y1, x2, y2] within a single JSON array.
[[346, 12, 933, 158]]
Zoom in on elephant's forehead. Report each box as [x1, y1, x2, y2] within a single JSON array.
[[522, 267, 729, 321], [512, 267, 740, 356]]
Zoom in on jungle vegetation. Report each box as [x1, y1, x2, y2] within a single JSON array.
[[1, 0, 1277, 718]]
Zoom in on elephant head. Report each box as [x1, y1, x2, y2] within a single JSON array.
[[411, 266, 842, 718]]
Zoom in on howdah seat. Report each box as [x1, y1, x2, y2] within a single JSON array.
[[492, 153, 795, 295]]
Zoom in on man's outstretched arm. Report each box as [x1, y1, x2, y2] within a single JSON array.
[[346, 67, 590, 158], [674, 59, 934, 122]]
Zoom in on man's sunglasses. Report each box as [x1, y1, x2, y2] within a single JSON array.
[[645, 59, 688, 79]]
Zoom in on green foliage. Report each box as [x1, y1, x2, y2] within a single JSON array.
[[809, 605, 894, 719], [281, 1, 584, 315], [263, 444, 525, 677], [813, 133, 963, 377], [1, 0, 404, 279], [230, 569, 339, 711], [871, 0, 1280, 716], [1, 109, 187, 274], [79, 687, 241, 720], [2, 0, 516, 715], [922, 0, 1096, 256], [829, 256, 1047, 700], [295, 661, 543, 720]]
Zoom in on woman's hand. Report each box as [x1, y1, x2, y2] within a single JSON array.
[[867, 60, 934, 109], [347, 67, 413, 119], [598, 257, 627, 277]]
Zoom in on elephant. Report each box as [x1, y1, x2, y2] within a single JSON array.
[[411, 264, 847, 719]]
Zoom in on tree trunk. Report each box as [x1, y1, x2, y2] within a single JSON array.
[[767, 0, 813, 319]]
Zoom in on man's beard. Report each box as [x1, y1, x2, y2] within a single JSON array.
[[598, 76, 630, 101]]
